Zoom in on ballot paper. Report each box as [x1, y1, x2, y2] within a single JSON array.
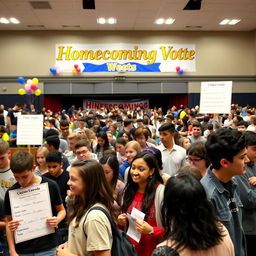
[[127, 207, 145, 243], [9, 183, 54, 243]]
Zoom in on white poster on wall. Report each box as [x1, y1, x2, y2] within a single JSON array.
[[17, 115, 44, 145], [199, 81, 232, 114]]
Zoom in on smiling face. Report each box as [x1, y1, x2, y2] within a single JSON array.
[[130, 158, 154, 186], [68, 167, 85, 196], [125, 146, 138, 163], [36, 152, 46, 166]]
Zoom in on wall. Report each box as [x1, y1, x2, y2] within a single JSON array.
[[0, 30, 255, 77]]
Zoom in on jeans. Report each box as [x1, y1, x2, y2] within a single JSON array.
[[19, 248, 56, 256]]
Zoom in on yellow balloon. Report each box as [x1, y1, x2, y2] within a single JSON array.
[[32, 78, 39, 85], [34, 89, 41, 96], [18, 88, 26, 95], [72, 68, 77, 73]]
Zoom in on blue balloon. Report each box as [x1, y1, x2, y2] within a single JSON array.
[[178, 69, 184, 74], [50, 67, 57, 74], [17, 76, 25, 84]]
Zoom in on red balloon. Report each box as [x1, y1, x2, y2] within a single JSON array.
[[74, 64, 78, 69], [30, 84, 37, 91], [176, 66, 180, 72], [77, 68, 81, 73]]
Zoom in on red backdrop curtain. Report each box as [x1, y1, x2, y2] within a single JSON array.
[[43, 95, 62, 113], [169, 94, 188, 108]]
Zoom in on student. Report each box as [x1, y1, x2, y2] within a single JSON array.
[[93, 131, 113, 160], [234, 131, 256, 256], [43, 151, 70, 244], [119, 141, 141, 181], [34, 147, 49, 176], [178, 136, 191, 151], [56, 160, 114, 256], [4, 151, 66, 256], [99, 155, 125, 216], [157, 123, 186, 176], [117, 152, 165, 256], [188, 123, 206, 144], [114, 137, 127, 164], [134, 127, 155, 150], [45, 135, 70, 172], [74, 139, 98, 161], [187, 141, 210, 177], [201, 129, 249, 256], [0, 139, 15, 201], [152, 172, 234, 256]]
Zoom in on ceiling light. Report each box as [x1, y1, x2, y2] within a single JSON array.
[[219, 19, 230, 25], [9, 18, 20, 24], [229, 19, 240, 25], [165, 18, 175, 24], [0, 18, 10, 24], [97, 18, 106, 24], [108, 18, 116, 24], [155, 18, 165, 25]]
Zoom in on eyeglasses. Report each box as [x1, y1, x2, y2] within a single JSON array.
[[60, 127, 69, 131], [187, 157, 203, 163], [76, 150, 89, 155]]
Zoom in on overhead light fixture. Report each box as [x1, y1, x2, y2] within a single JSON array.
[[9, 18, 20, 24], [97, 17, 117, 24], [155, 18, 175, 25], [229, 19, 241, 25], [108, 18, 116, 24], [219, 19, 241, 25], [0, 18, 10, 24], [165, 18, 175, 24]]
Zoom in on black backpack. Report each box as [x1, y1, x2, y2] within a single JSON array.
[[84, 206, 137, 256]]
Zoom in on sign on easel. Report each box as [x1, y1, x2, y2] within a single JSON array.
[[17, 115, 44, 145], [199, 81, 232, 114]]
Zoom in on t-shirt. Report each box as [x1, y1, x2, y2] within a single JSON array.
[[0, 168, 15, 201], [68, 203, 112, 256], [7, 110, 21, 126], [4, 176, 63, 254]]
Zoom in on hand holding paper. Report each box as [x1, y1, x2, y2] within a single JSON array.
[[135, 219, 153, 234], [7, 220, 20, 232]]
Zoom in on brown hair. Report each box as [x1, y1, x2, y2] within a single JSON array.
[[10, 151, 34, 173], [0, 139, 9, 154]]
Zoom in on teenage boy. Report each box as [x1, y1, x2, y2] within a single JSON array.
[[234, 131, 256, 256], [4, 151, 66, 256], [0, 139, 15, 200], [74, 139, 98, 161], [43, 151, 69, 244], [201, 129, 249, 256], [157, 123, 186, 176], [45, 135, 69, 171], [188, 123, 206, 144]]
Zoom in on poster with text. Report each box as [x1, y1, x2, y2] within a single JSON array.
[[17, 115, 44, 145], [199, 81, 232, 114]]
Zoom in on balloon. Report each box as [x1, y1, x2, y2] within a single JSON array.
[[77, 68, 81, 73], [32, 78, 39, 85], [25, 83, 31, 90], [178, 69, 184, 74], [176, 66, 180, 72], [26, 89, 32, 95], [17, 77, 25, 85], [30, 84, 37, 91], [74, 64, 78, 69], [50, 67, 57, 74], [27, 79, 32, 84], [72, 68, 77, 73], [18, 88, 26, 95], [34, 89, 41, 96]]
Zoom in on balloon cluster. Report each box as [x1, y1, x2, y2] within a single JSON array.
[[17, 77, 41, 96], [72, 64, 81, 73], [176, 66, 184, 75], [49, 66, 61, 74]]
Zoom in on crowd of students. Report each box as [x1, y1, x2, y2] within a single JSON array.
[[0, 102, 256, 256]]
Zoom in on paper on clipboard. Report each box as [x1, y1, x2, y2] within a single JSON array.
[[126, 208, 145, 243], [9, 183, 54, 243]]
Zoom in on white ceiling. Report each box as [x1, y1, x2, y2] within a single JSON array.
[[0, 0, 255, 31]]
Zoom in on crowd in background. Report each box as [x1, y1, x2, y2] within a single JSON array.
[[0, 102, 256, 256]]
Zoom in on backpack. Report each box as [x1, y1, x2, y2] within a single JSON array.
[[84, 206, 137, 256]]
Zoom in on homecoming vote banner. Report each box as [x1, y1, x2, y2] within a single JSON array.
[[55, 43, 196, 73]]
